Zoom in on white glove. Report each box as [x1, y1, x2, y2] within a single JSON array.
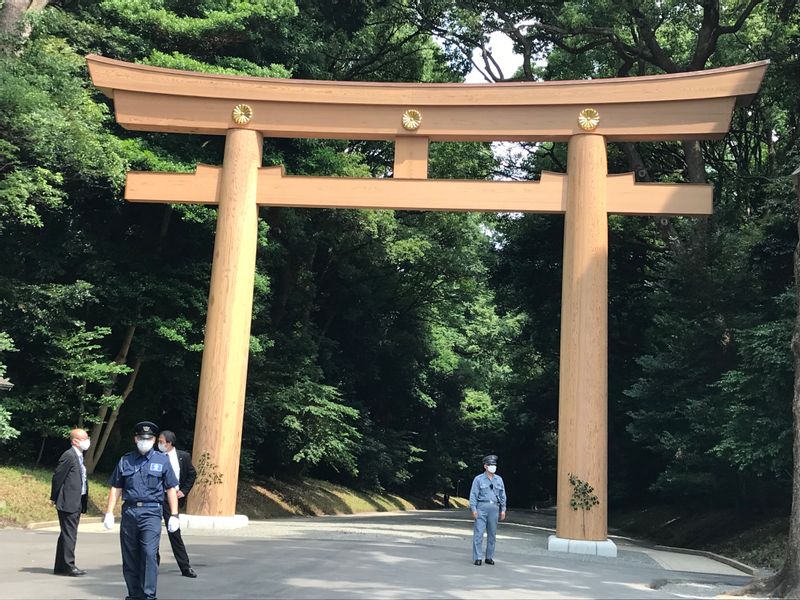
[[103, 512, 114, 530], [167, 516, 180, 533]]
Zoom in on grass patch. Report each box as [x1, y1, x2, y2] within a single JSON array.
[[712, 516, 787, 571], [237, 476, 468, 519], [0, 465, 113, 527], [611, 505, 788, 571], [0, 464, 468, 527]]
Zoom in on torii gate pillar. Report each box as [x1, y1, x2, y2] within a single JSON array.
[[549, 134, 613, 554], [185, 129, 262, 525]]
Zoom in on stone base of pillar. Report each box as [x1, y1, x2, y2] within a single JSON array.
[[547, 534, 617, 557], [180, 514, 249, 530]]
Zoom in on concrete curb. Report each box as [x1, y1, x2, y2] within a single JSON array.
[[650, 544, 757, 576], [27, 517, 103, 530], [530, 508, 758, 576], [607, 529, 758, 576]]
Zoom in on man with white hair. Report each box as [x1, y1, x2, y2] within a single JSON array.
[[51, 428, 90, 576]]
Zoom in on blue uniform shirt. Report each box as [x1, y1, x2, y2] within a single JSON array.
[[469, 472, 507, 513], [108, 449, 179, 503]]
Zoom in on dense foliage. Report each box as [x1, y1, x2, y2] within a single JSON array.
[[0, 0, 798, 518]]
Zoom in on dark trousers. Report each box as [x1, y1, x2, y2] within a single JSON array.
[[120, 504, 161, 600], [157, 502, 191, 572], [54, 509, 81, 573]]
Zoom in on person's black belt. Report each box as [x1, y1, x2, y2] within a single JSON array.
[[124, 501, 161, 508]]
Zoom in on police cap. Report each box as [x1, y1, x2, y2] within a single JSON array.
[[483, 454, 498, 466], [134, 421, 158, 438]]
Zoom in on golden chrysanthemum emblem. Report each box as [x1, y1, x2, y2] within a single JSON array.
[[578, 108, 600, 131], [232, 104, 253, 125], [401, 109, 422, 131]]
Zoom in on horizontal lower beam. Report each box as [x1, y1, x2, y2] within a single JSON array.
[[125, 166, 712, 215]]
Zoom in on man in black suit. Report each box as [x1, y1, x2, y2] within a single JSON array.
[[50, 428, 90, 576], [157, 430, 198, 578]]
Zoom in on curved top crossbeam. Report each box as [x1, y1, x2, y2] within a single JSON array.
[[87, 55, 767, 142]]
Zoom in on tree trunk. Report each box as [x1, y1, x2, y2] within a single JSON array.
[[621, 142, 678, 250], [738, 173, 800, 597], [84, 204, 171, 473], [681, 140, 707, 184], [0, 0, 49, 39], [682, 139, 711, 265], [85, 356, 142, 474], [84, 338, 142, 474], [84, 325, 136, 473], [78, 378, 87, 428], [35, 434, 45, 467], [271, 253, 298, 328], [782, 176, 800, 591]]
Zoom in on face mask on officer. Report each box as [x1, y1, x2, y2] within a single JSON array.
[[136, 438, 155, 454], [487, 465, 497, 474], [78, 438, 91, 452]]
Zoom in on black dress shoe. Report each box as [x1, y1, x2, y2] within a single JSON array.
[[484, 558, 495, 565], [473, 559, 482, 566], [65, 567, 86, 576], [181, 567, 197, 578]]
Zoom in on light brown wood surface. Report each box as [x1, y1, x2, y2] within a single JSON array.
[[186, 129, 263, 517], [88, 55, 765, 106], [87, 56, 767, 141], [556, 134, 609, 540], [125, 167, 712, 215], [393, 137, 429, 178], [110, 93, 740, 141]]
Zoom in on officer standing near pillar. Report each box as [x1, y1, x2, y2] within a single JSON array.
[[103, 421, 180, 600], [469, 454, 507, 566]]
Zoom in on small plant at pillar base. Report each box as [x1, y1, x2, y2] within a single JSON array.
[[568, 473, 599, 537], [195, 451, 224, 487]]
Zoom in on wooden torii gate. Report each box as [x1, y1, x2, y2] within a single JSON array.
[[87, 55, 766, 553]]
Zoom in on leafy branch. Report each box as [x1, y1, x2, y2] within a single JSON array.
[[569, 473, 600, 537], [195, 451, 224, 487], [569, 473, 600, 511]]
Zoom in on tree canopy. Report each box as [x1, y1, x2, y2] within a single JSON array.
[[0, 0, 797, 525]]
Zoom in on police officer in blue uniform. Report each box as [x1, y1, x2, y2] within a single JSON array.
[[469, 454, 507, 566], [103, 421, 180, 600]]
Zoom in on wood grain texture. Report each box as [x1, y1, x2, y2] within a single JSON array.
[[110, 92, 739, 141], [125, 168, 712, 215], [88, 55, 766, 106], [87, 56, 767, 141], [186, 129, 263, 517], [393, 137, 429, 179], [556, 134, 609, 541]]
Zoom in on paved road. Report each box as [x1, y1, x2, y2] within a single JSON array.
[[2, 510, 756, 599]]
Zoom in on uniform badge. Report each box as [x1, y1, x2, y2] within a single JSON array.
[[149, 463, 163, 472]]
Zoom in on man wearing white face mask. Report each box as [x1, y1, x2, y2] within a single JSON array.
[[51, 428, 90, 576], [468, 454, 507, 566], [103, 421, 180, 600], [156, 430, 197, 578]]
